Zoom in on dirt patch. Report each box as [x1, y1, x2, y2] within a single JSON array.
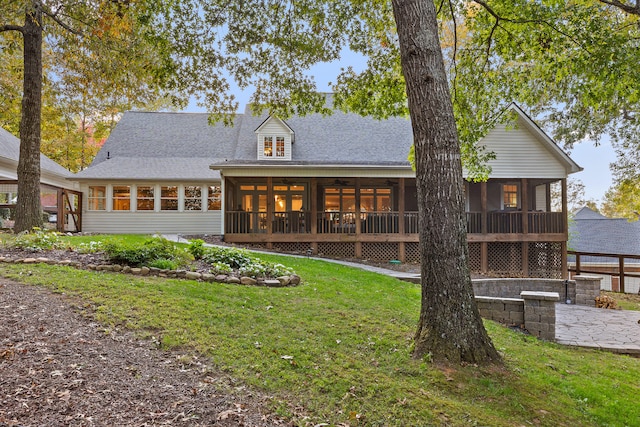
[[0, 278, 289, 426]]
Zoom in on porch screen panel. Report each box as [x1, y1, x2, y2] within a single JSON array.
[[112, 186, 130, 211]]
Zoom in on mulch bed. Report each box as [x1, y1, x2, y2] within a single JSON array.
[[0, 277, 290, 426]]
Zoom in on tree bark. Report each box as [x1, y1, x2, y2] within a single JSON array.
[[391, 0, 500, 364], [15, 1, 44, 233]]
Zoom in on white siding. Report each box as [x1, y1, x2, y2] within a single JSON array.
[[475, 119, 568, 179], [256, 117, 293, 161], [82, 211, 222, 234]]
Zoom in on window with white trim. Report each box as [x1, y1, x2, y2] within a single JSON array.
[[88, 186, 106, 211], [161, 186, 178, 211], [137, 185, 154, 211], [184, 186, 202, 211], [112, 186, 130, 211]]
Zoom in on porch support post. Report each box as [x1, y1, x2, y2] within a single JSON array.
[[310, 177, 318, 255], [545, 182, 551, 212], [354, 177, 362, 258], [480, 181, 488, 274], [266, 177, 273, 249], [56, 189, 64, 232], [480, 181, 487, 234], [561, 178, 568, 278], [398, 178, 406, 262], [521, 178, 529, 276]]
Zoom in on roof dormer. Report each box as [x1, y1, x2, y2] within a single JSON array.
[[255, 116, 294, 161]]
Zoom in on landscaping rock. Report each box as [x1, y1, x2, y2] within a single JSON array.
[[263, 279, 282, 287], [131, 268, 142, 275], [289, 274, 301, 285], [276, 276, 291, 286], [215, 274, 228, 282], [185, 271, 202, 280], [201, 273, 216, 282], [240, 276, 257, 286], [226, 276, 241, 284], [140, 267, 150, 276], [23, 258, 37, 264]]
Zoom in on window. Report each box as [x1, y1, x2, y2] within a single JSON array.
[[184, 186, 202, 211], [263, 136, 273, 157], [137, 186, 154, 211], [207, 185, 221, 210], [160, 186, 178, 210], [88, 186, 106, 211], [276, 137, 285, 157], [503, 184, 519, 209], [112, 186, 130, 211], [360, 188, 392, 212]]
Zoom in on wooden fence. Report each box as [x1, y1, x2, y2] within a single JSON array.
[[568, 250, 640, 293]]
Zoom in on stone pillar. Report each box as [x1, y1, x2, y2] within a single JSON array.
[[573, 275, 602, 306], [521, 291, 559, 341]]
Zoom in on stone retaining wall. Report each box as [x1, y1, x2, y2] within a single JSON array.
[[473, 276, 602, 341]]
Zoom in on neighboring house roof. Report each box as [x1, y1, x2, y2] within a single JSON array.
[[0, 126, 73, 189], [569, 206, 640, 259]]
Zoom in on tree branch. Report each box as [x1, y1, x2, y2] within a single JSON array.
[[41, 5, 82, 35], [473, 0, 593, 55], [0, 24, 23, 33], [598, 0, 640, 16]]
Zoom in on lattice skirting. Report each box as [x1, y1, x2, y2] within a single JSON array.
[[271, 242, 313, 255], [405, 242, 420, 263], [487, 242, 524, 277], [468, 243, 482, 273], [527, 242, 562, 279], [362, 243, 399, 262], [317, 242, 356, 259]]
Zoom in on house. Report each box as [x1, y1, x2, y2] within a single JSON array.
[[0, 127, 81, 230], [568, 206, 640, 292], [71, 101, 581, 278]]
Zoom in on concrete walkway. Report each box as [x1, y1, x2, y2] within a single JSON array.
[[163, 234, 640, 355], [556, 303, 640, 355]]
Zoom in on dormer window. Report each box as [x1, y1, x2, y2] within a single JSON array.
[[263, 136, 286, 158], [263, 136, 273, 157], [255, 116, 294, 161]]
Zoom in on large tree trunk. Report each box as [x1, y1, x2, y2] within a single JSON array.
[[391, 0, 500, 364], [15, 2, 44, 233]]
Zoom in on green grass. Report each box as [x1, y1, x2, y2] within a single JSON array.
[[1, 246, 639, 425]]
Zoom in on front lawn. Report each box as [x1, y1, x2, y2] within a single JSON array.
[[1, 233, 639, 426]]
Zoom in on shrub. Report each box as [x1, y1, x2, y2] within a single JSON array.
[[210, 262, 233, 275], [148, 258, 179, 270], [103, 236, 192, 267], [188, 239, 206, 259], [12, 228, 63, 252], [202, 246, 252, 269]]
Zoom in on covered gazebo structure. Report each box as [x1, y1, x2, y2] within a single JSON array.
[[0, 127, 82, 232]]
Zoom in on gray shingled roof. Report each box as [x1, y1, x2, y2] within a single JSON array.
[[74, 111, 239, 180], [74, 106, 414, 181], [0, 127, 71, 178], [569, 207, 640, 258], [226, 104, 414, 166]]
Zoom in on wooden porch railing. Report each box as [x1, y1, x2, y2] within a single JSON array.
[[568, 251, 640, 294], [466, 211, 564, 234], [226, 210, 565, 235]]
